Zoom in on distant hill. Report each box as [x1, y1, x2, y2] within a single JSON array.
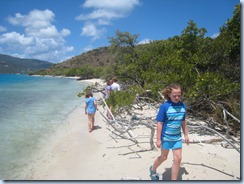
[[27, 46, 118, 77], [46, 46, 116, 71], [0, 54, 54, 74]]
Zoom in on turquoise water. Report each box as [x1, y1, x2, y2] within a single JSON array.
[[0, 74, 87, 179]]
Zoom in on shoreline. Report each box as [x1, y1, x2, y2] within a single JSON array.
[[25, 78, 240, 180]]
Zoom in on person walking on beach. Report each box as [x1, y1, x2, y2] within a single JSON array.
[[108, 76, 121, 120], [105, 79, 113, 119], [149, 83, 189, 180], [105, 79, 113, 99], [111, 76, 120, 91], [85, 92, 98, 132]]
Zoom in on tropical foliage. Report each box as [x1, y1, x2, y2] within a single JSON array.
[[105, 5, 240, 132], [32, 5, 240, 132]]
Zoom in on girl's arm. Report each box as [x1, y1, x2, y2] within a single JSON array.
[[94, 100, 98, 110], [156, 122, 163, 148], [85, 103, 87, 114], [108, 89, 111, 96], [181, 120, 189, 145]]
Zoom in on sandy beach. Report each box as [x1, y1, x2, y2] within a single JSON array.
[[25, 79, 241, 181]]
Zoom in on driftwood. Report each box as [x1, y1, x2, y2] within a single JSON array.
[[210, 100, 240, 124], [88, 83, 240, 157], [99, 93, 156, 150], [99, 112, 139, 144], [188, 124, 240, 153], [209, 100, 240, 139]]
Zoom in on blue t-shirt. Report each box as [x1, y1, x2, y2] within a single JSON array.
[[85, 97, 96, 114], [156, 100, 186, 142]]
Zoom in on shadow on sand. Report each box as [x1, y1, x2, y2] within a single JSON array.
[[92, 125, 102, 131], [161, 162, 239, 180]]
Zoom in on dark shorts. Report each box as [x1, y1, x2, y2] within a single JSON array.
[[162, 140, 182, 150]]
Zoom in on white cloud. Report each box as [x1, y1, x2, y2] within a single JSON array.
[[211, 32, 219, 39], [0, 9, 73, 63], [77, 0, 141, 40], [76, 9, 123, 21], [97, 19, 111, 25], [138, 38, 152, 45], [81, 23, 106, 40], [26, 25, 59, 37], [82, 24, 97, 37], [65, 46, 74, 52], [0, 32, 33, 46], [0, 25, 7, 32], [82, 44, 94, 52], [83, 0, 141, 12], [7, 9, 54, 28], [61, 28, 71, 37]]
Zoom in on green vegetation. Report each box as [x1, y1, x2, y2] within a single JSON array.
[[30, 47, 115, 79], [106, 5, 240, 133], [0, 54, 53, 74], [32, 5, 240, 133]]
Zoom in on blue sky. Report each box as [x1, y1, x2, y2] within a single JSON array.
[[0, 0, 240, 63]]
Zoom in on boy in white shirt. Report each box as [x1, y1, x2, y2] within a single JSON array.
[[111, 77, 120, 91]]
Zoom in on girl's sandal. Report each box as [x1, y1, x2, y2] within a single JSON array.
[[149, 166, 159, 180]]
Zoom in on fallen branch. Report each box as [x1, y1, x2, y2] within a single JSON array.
[[188, 125, 240, 153], [85, 83, 240, 157]]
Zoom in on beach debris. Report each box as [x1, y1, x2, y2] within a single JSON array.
[[98, 91, 157, 151], [87, 81, 240, 156], [220, 141, 232, 149], [188, 124, 240, 153]]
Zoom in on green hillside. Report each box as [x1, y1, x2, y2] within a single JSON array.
[[0, 54, 53, 74], [30, 46, 116, 79]]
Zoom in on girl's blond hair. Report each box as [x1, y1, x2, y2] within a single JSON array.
[[162, 83, 183, 100]]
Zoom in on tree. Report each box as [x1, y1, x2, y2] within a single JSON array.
[[180, 20, 207, 62], [216, 4, 240, 83], [108, 30, 145, 87], [108, 30, 139, 49]]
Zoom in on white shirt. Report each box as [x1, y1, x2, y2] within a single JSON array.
[[111, 82, 120, 91]]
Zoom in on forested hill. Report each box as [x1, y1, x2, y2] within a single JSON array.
[[0, 54, 53, 74], [30, 46, 116, 78], [57, 46, 116, 68]]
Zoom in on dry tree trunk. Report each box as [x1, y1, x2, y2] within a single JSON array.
[[188, 125, 240, 153], [90, 85, 240, 156]]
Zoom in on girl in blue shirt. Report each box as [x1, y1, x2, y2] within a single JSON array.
[[150, 84, 189, 180], [85, 92, 98, 132]]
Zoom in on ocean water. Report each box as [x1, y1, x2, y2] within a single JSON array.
[[0, 74, 87, 179]]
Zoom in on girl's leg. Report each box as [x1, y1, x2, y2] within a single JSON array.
[[152, 148, 169, 172], [109, 106, 113, 120], [171, 148, 182, 180], [107, 108, 111, 119], [91, 114, 95, 130], [88, 114, 92, 132]]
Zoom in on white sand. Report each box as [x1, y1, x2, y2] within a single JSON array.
[[25, 79, 241, 181], [78, 78, 106, 86]]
